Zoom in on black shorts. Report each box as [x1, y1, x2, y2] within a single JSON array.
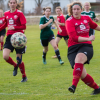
[[89, 29, 95, 36], [57, 34, 69, 40], [4, 35, 25, 54], [68, 44, 93, 69], [41, 34, 55, 46], [0, 29, 6, 37]]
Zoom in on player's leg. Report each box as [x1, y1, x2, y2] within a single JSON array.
[[16, 47, 27, 82], [0, 29, 6, 50], [50, 38, 64, 65], [41, 40, 48, 64], [42, 46, 48, 64], [0, 35, 4, 50], [64, 35, 69, 46], [68, 53, 86, 93], [52, 36, 61, 58]]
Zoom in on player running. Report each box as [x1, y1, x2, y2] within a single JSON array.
[[52, 6, 69, 58], [66, 1, 100, 95], [0, 0, 27, 82], [81, 2, 99, 36], [0, 9, 6, 51], [39, 7, 64, 65]]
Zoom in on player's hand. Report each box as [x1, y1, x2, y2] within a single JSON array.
[[8, 26, 15, 30], [59, 29, 62, 33], [88, 35, 95, 41], [49, 19, 53, 23]]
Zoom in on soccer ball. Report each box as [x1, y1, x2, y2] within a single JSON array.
[[11, 32, 27, 49]]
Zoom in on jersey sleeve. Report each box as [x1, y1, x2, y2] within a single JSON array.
[[93, 12, 96, 19], [88, 16, 97, 29], [39, 17, 45, 25], [65, 19, 79, 42], [19, 12, 26, 25]]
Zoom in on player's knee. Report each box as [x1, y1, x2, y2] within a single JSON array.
[[53, 45, 57, 50], [17, 56, 22, 64], [3, 55, 9, 61]]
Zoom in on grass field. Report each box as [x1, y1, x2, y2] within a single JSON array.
[[0, 25, 100, 100]]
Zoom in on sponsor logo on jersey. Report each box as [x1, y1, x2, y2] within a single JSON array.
[[9, 18, 14, 24], [80, 24, 86, 30], [14, 15, 18, 19], [84, 20, 87, 23], [6, 16, 8, 19], [0, 20, 3, 24], [75, 23, 78, 25]]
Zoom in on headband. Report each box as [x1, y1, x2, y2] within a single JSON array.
[[72, 4, 82, 9]]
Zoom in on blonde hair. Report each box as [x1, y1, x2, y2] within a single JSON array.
[[55, 6, 62, 11], [42, 7, 51, 15], [9, 0, 24, 10], [83, 2, 91, 9], [67, 1, 83, 16], [0, 9, 3, 17]]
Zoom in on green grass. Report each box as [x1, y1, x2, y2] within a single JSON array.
[[0, 25, 100, 100]]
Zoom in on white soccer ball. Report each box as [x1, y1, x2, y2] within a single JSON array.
[[11, 32, 27, 49]]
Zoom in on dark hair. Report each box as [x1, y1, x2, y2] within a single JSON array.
[[42, 7, 51, 15], [67, 1, 83, 16], [9, 0, 24, 10]]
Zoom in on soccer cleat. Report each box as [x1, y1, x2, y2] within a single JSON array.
[[42, 56, 47, 64], [68, 85, 76, 93], [59, 59, 64, 65], [91, 88, 100, 95], [13, 64, 18, 76], [21, 77, 27, 82], [52, 55, 57, 58]]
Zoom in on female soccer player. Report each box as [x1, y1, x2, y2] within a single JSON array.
[[0, 0, 27, 82], [66, 1, 100, 95], [0, 9, 6, 51], [81, 2, 99, 36], [39, 7, 64, 65], [52, 6, 69, 58]]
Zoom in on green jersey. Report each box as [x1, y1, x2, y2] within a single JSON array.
[[39, 15, 54, 40], [81, 11, 96, 31], [65, 14, 70, 20]]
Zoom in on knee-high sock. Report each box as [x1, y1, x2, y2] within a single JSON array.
[[72, 63, 83, 87], [1, 42, 4, 50], [6, 57, 17, 67], [55, 49, 61, 61], [81, 74, 99, 89], [19, 62, 26, 78], [43, 51, 47, 59]]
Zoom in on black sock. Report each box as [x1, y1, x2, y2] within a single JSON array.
[[55, 49, 61, 61], [43, 52, 46, 59]]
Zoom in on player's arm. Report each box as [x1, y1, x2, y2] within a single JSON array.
[[0, 22, 7, 31], [66, 19, 95, 42], [39, 18, 53, 29], [54, 20, 62, 33], [56, 20, 65, 26]]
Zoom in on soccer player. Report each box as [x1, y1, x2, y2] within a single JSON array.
[[0, 0, 27, 82], [39, 7, 64, 65], [81, 2, 99, 36], [52, 6, 69, 58], [65, 1, 100, 95], [0, 9, 6, 51]]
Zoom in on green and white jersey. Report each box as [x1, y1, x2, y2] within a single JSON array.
[[65, 14, 70, 20], [81, 11, 96, 31], [39, 15, 54, 40], [81, 11, 96, 20]]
